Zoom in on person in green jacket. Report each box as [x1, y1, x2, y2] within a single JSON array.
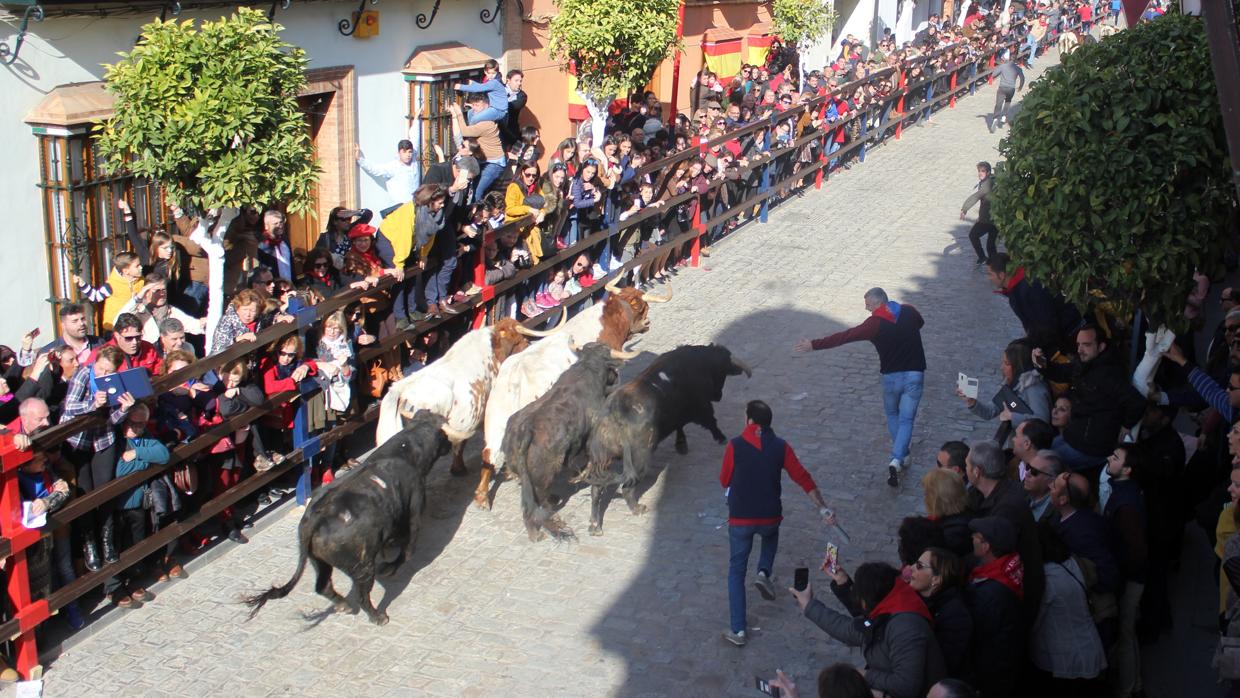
[[104, 403, 170, 609]]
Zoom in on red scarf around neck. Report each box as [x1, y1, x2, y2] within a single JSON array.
[[868, 578, 934, 623], [971, 552, 1024, 600]]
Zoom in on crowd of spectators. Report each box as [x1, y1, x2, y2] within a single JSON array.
[[764, 255, 1216, 698], [0, 0, 1089, 678]]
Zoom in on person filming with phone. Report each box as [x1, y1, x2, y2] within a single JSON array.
[[720, 400, 837, 648], [788, 558, 946, 698]]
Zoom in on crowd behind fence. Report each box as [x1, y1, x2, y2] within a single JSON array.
[[0, 16, 1060, 680]]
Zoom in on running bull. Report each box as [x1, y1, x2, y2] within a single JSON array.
[[585, 344, 752, 535], [375, 314, 563, 474], [477, 282, 671, 508], [502, 343, 625, 542], [244, 410, 449, 625]]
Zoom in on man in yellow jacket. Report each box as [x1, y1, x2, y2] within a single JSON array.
[[378, 183, 451, 329]]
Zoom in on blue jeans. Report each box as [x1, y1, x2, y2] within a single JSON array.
[[425, 255, 457, 305], [881, 371, 924, 462], [1052, 434, 1107, 473], [728, 523, 780, 633], [467, 106, 506, 126], [476, 159, 507, 199], [392, 273, 419, 319]]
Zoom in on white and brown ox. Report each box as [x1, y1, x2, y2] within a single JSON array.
[[375, 315, 563, 473], [475, 282, 672, 508]]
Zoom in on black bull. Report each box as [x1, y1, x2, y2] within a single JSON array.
[[243, 411, 449, 625], [584, 344, 751, 535], [502, 343, 622, 542]]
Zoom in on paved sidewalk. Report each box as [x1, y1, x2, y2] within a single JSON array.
[[38, 60, 1059, 697]]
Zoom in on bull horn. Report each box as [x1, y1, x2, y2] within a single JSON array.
[[515, 305, 568, 337], [610, 347, 641, 360], [642, 282, 672, 303], [604, 278, 623, 295], [732, 357, 754, 378]]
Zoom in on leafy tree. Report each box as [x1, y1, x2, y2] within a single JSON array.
[[992, 14, 1236, 331], [97, 8, 317, 214], [548, 0, 680, 146], [772, 0, 836, 89]]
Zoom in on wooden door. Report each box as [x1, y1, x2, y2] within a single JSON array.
[[286, 92, 333, 257]]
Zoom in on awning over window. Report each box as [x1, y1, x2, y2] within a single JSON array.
[[25, 81, 114, 132], [403, 41, 492, 81], [746, 22, 774, 67], [702, 27, 743, 80]]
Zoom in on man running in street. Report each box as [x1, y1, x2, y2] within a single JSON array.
[[794, 287, 927, 487], [989, 52, 1025, 133]]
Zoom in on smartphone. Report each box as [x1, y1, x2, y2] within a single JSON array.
[[754, 676, 781, 698], [793, 567, 809, 592], [823, 543, 840, 575]]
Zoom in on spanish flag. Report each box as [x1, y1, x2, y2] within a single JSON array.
[[703, 28, 743, 80], [747, 23, 773, 67], [567, 60, 590, 122]]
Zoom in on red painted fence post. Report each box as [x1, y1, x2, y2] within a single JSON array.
[[987, 54, 996, 85], [895, 69, 907, 140], [472, 228, 495, 330], [814, 100, 829, 189], [949, 71, 958, 108], [0, 440, 42, 680]]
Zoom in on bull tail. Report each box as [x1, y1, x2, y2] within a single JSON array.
[[519, 469, 547, 530], [242, 520, 312, 619], [620, 441, 635, 486]]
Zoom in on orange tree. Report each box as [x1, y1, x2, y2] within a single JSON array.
[[548, 0, 680, 147], [992, 13, 1237, 331]]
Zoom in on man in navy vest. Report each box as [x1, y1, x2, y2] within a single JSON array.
[[794, 287, 927, 488], [721, 400, 835, 647]]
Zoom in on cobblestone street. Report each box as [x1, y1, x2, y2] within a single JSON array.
[[40, 64, 1048, 698]]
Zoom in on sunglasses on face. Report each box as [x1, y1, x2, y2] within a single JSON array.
[[119, 334, 141, 342], [1026, 465, 1051, 479]]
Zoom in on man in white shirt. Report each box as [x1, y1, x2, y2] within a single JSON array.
[[357, 134, 420, 215]]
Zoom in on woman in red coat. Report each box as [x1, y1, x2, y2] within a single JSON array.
[[255, 335, 317, 505]]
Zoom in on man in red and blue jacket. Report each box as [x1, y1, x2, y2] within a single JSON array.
[[795, 287, 926, 487], [720, 400, 834, 647]]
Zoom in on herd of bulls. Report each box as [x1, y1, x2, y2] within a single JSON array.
[[246, 282, 752, 624]]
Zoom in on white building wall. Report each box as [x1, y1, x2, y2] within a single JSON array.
[[0, 0, 499, 341]]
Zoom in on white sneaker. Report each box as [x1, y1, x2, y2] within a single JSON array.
[[889, 458, 903, 471], [754, 571, 776, 601], [887, 458, 902, 487], [901, 455, 912, 468]]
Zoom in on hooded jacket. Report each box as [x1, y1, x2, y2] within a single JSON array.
[[810, 301, 926, 374], [806, 578, 946, 698]]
